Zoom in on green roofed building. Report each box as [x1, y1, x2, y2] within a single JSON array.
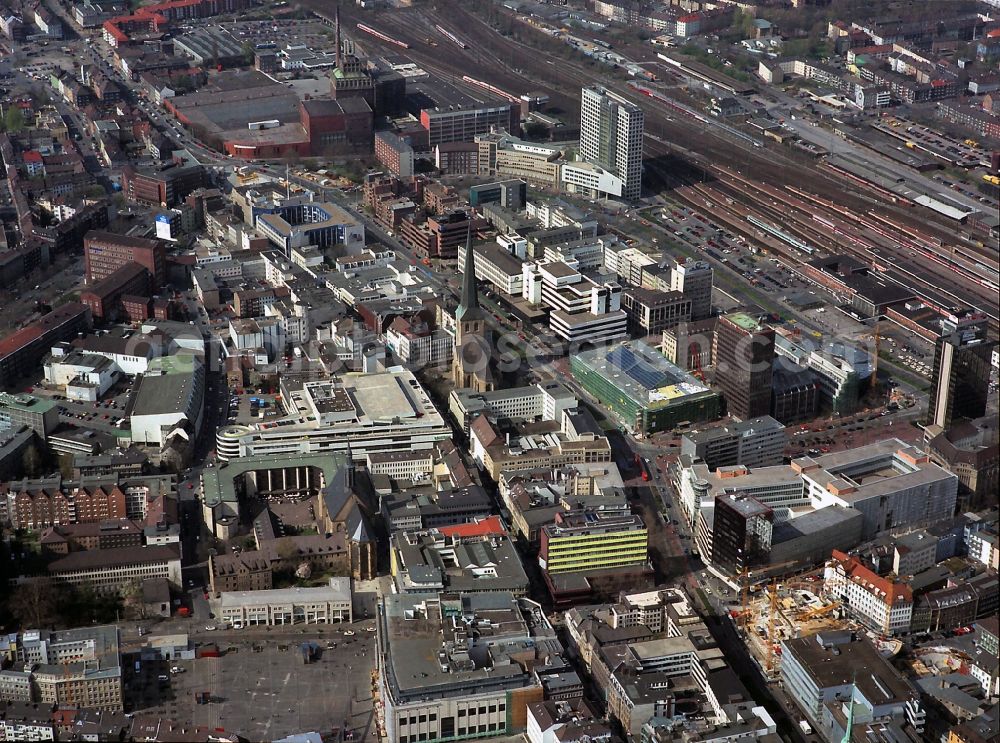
[[0, 392, 59, 440], [570, 340, 721, 435]]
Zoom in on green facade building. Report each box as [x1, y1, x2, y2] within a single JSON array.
[[570, 341, 721, 435]]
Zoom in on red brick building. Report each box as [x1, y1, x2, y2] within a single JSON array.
[[80, 263, 152, 322], [222, 98, 375, 160], [418, 211, 487, 259], [301, 97, 373, 153], [5, 480, 128, 530], [122, 295, 153, 323], [375, 130, 414, 177], [151, 297, 174, 320], [84, 230, 166, 287], [121, 162, 206, 207]]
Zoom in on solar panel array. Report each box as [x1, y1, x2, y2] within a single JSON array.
[[607, 345, 670, 390]]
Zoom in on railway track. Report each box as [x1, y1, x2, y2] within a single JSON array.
[[667, 167, 999, 332], [299, 0, 999, 329]]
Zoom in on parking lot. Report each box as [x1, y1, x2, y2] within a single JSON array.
[[129, 627, 378, 741], [651, 201, 833, 302], [31, 378, 134, 433]]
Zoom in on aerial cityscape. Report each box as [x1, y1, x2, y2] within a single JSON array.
[[0, 0, 997, 741]]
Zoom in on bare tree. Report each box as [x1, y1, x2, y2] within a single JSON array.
[[20, 443, 43, 478], [9, 577, 58, 629]]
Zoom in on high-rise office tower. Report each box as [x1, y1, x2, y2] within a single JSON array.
[[712, 493, 773, 574], [715, 312, 775, 420], [579, 86, 644, 201], [929, 309, 996, 428], [670, 258, 714, 320]]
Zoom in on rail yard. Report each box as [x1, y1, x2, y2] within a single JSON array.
[[307, 0, 999, 335]]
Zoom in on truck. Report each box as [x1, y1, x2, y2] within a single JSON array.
[[799, 720, 813, 735]]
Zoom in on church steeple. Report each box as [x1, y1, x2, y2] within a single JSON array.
[[335, 4, 343, 70], [456, 226, 484, 323], [452, 224, 493, 393]]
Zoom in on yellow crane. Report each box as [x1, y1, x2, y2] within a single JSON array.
[[797, 600, 841, 621], [750, 568, 847, 677], [766, 580, 780, 674]]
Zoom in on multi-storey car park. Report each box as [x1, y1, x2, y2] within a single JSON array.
[[215, 367, 450, 463], [571, 340, 721, 436]]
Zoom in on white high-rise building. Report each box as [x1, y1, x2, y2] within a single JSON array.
[[579, 86, 644, 201], [670, 258, 713, 320]]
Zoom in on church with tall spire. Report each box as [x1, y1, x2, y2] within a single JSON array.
[[452, 231, 495, 392], [330, 4, 376, 105]]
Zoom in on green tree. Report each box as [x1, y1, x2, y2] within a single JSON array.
[[732, 10, 756, 38], [173, 74, 196, 94], [2, 106, 24, 133], [523, 121, 549, 140], [58, 582, 122, 625], [121, 579, 146, 620]]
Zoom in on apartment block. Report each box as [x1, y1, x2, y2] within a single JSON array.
[[0, 626, 123, 712]]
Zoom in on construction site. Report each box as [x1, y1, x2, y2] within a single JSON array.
[[732, 574, 903, 682]]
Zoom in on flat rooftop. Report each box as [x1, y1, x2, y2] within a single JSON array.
[[725, 312, 766, 333], [168, 73, 301, 135], [687, 461, 805, 493], [382, 592, 550, 703], [220, 578, 351, 607], [795, 437, 955, 502], [718, 493, 772, 518], [391, 531, 529, 594], [478, 241, 525, 277], [406, 71, 509, 114], [783, 633, 914, 703], [348, 373, 418, 422], [685, 416, 784, 445], [574, 341, 713, 409], [0, 392, 57, 414]]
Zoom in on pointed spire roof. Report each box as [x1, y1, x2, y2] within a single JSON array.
[[335, 4, 343, 70], [456, 225, 486, 323]]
